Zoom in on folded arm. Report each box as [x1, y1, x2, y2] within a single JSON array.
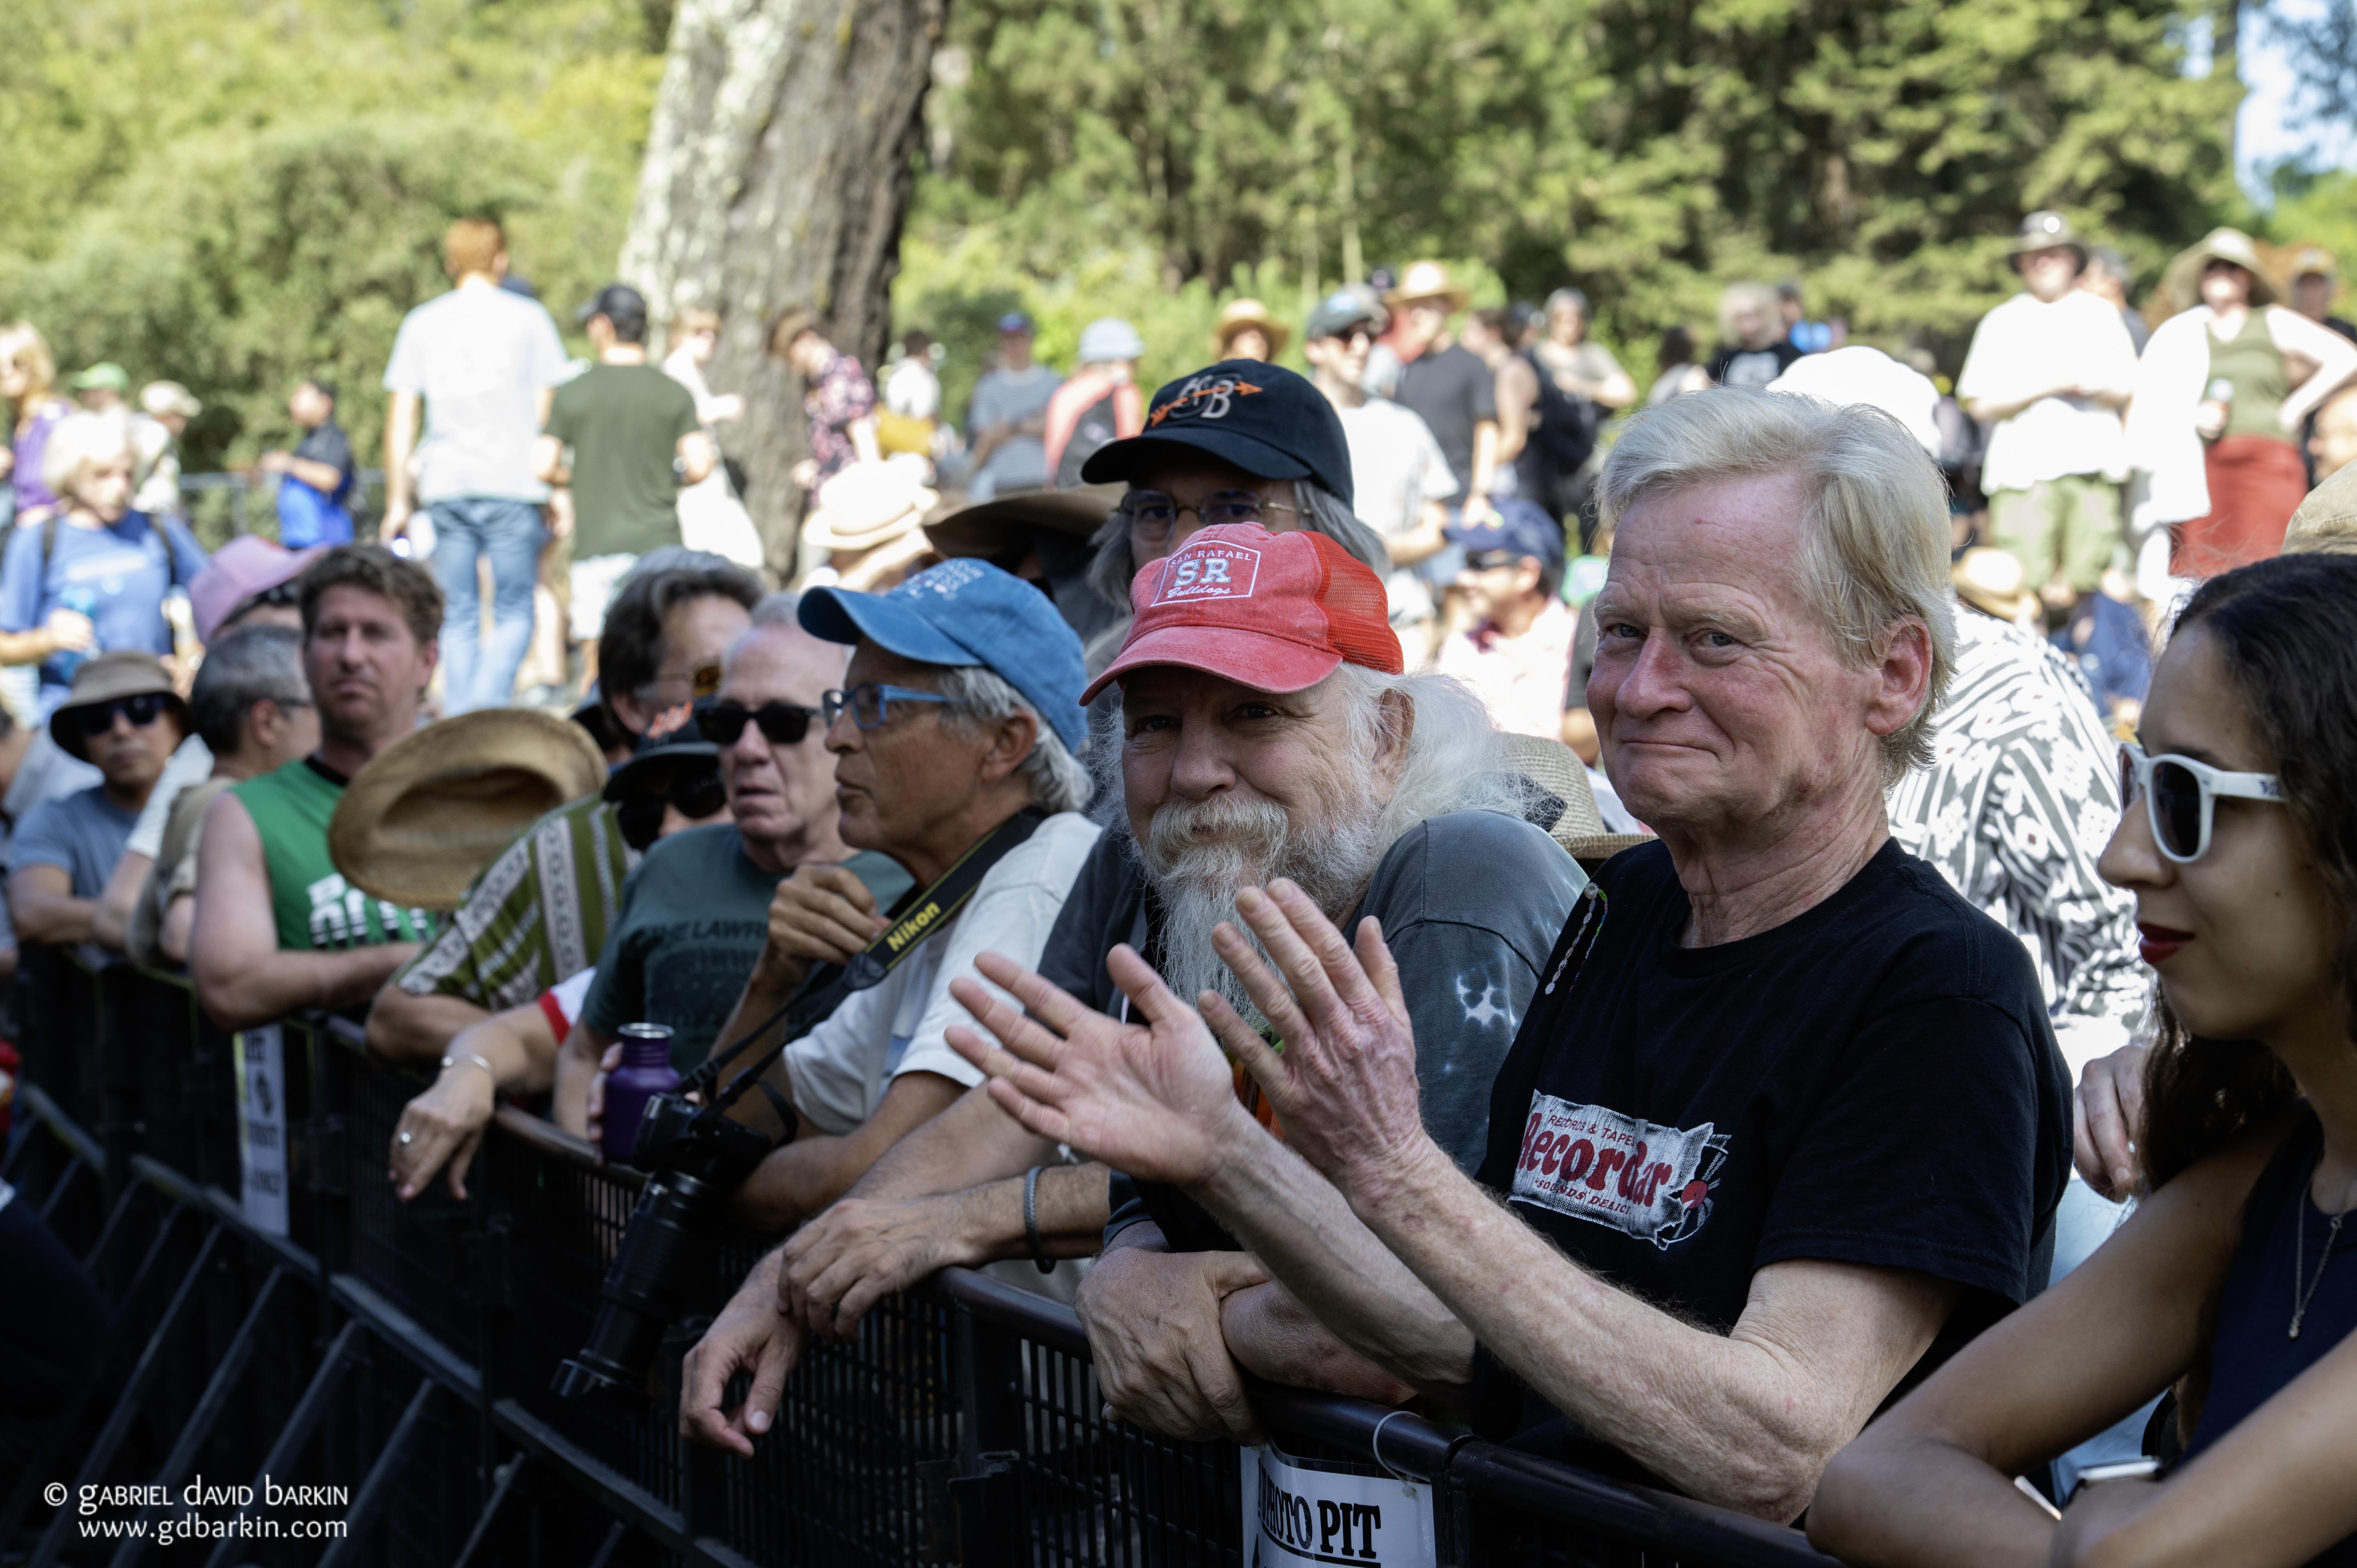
[[92, 850, 152, 953], [10, 864, 98, 947]]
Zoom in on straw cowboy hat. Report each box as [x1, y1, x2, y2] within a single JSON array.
[[1952, 546, 2040, 623], [2164, 228, 2280, 311], [1210, 298, 1290, 360], [1382, 261, 1472, 313], [329, 708, 609, 911], [1494, 733, 1652, 869], [801, 462, 939, 553], [922, 484, 1123, 564], [48, 651, 186, 764], [2285, 462, 2357, 558]]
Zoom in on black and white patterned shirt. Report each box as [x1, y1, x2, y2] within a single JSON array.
[[1889, 606, 2148, 1074]]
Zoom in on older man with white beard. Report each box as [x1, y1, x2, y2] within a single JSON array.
[[675, 520, 1584, 1456]]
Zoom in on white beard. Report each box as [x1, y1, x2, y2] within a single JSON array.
[[1137, 788, 1391, 1022]]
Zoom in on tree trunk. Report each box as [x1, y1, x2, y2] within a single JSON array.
[[620, 0, 942, 573]]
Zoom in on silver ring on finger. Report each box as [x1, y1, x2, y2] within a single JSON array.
[[398, 1129, 415, 1145]]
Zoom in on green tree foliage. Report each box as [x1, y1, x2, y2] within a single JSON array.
[[0, 0, 661, 484], [906, 0, 2246, 376]]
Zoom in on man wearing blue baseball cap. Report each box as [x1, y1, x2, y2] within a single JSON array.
[[964, 312, 1062, 501], [670, 558, 1101, 1252], [1435, 498, 1579, 742]]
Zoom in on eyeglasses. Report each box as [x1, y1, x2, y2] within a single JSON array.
[[699, 700, 822, 747], [1463, 549, 1525, 572], [1117, 490, 1302, 545], [74, 693, 171, 736], [2118, 743, 2283, 863], [615, 770, 728, 852], [822, 683, 954, 731]]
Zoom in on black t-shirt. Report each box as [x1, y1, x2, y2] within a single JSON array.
[[1394, 344, 1498, 499], [1705, 340, 1804, 392], [1468, 838, 2071, 1469], [293, 419, 356, 497]]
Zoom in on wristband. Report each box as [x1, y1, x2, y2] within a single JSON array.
[[1023, 1165, 1053, 1274], [440, 1051, 495, 1083]]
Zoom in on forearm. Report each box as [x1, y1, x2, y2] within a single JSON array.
[[734, 1132, 864, 1232], [288, 457, 344, 492], [201, 943, 416, 1030], [850, 419, 880, 466], [383, 400, 418, 512], [845, 1084, 1063, 1202], [364, 984, 489, 1066], [945, 1163, 1108, 1265], [551, 1026, 605, 1136], [1189, 1118, 1473, 1390], [1809, 1434, 2053, 1568], [1470, 422, 1500, 498], [1221, 1280, 1419, 1405], [15, 893, 99, 946], [2283, 366, 2357, 429], [0, 629, 58, 664], [93, 854, 150, 952]]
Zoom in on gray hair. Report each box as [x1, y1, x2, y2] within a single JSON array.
[[189, 623, 307, 754], [1323, 663, 1530, 842], [1595, 386, 1955, 782], [1085, 482, 1391, 610], [935, 664, 1092, 815], [41, 409, 136, 500]]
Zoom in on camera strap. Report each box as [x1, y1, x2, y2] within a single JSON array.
[[686, 805, 1053, 1122]]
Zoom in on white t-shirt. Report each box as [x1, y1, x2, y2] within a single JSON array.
[[127, 736, 213, 861], [966, 365, 1062, 495], [784, 812, 1102, 1135], [1335, 398, 1456, 623], [382, 283, 569, 503], [1955, 290, 2139, 491]]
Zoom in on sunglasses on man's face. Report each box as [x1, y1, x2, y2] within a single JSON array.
[[698, 700, 822, 747], [75, 693, 171, 737], [615, 770, 729, 851]]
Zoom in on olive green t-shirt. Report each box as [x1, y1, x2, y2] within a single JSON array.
[[544, 363, 701, 558], [231, 758, 435, 952]]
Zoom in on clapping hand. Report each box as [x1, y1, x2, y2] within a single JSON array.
[[944, 947, 1248, 1188]]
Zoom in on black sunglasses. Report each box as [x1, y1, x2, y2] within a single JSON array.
[[74, 693, 172, 736], [698, 699, 821, 747], [615, 770, 729, 851]]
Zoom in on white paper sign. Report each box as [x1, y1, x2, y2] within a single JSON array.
[[1242, 1443, 1436, 1568], [234, 1025, 290, 1236]]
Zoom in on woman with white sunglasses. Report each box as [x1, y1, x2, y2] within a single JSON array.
[[1810, 551, 2357, 1568]]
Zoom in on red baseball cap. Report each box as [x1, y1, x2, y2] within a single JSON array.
[[1081, 523, 1403, 703]]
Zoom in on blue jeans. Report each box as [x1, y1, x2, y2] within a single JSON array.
[[2049, 1177, 2157, 1497], [429, 497, 544, 713]]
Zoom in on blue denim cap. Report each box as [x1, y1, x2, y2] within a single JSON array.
[[798, 559, 1088, 752]]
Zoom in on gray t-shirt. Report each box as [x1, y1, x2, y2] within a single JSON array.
[[966, 365, 1062, 494], [13, 785, 140, 898], [382, 283, 569, 503], [1051, 810, 1588, 1251]]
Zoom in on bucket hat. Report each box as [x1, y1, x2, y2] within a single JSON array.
[[1493, 733, 1652, 869], [2007, 211, 2087, 267], [49, 652, 184, 763], [800, 463, 940, 553], [1210, 299, 1290, 359], [329, 708, 610, 911], [2164, 228, 2280, 309]]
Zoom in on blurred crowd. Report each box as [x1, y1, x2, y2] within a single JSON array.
[[5, 207, 2357, 1568]]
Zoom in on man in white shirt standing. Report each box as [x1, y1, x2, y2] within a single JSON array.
[[1956, 212, 2140, 607], [1300, 289, 1455, 643], [379, 219, 570, 713]]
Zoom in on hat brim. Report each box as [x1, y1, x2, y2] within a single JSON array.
[[1079, 426, 1315, 490], [603, 743, 720, 802], [2164, 239, 2280, 308], [1381, 287, 1471, 311], [922, 486, 1121, 560], [798, 583, 984, 667], [1081, 622, 1343, 706], [1561, 833, 1656, 869], [1214, 318, 1292, 356], [50, 688, 185, 764], [1957, 584, 2039, 622]]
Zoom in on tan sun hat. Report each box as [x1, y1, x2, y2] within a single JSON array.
[[1211, 298, 1291, 360], [329, 708, 610, 911], [2163, 227, 2280, 311], [2285, 462, 2357, 557], [922, 484, 1123, 563], [1952, 546, 2040, 623], [1382, 261, 1472, 313], [48, 651, 186, 763], [1494, 733, 1652, 869], [801, 462, 940, 553]]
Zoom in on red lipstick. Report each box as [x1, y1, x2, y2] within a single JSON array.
[[2137, 922, 2194, 966]]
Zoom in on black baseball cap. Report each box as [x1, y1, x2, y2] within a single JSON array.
[[577, 283, 649, 327], [1079, 360, 1355, 507]]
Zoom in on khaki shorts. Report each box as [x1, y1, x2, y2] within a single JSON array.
[[1986, 476, 2122, 593]]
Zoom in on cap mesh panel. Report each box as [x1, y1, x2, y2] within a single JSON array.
[[1306, 533, 1405, 674]]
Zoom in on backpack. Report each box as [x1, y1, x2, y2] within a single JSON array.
[[1522, 349, 1600, 493]]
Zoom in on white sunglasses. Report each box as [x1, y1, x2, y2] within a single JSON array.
[[2118, 743, 2283, 863]]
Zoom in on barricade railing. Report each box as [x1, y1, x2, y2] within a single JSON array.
[[2, 951, 1841, 1568]]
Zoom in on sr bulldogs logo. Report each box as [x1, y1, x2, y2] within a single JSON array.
[[1155, 540, 1261, 602], [1511, 1094, 1728, 1248]]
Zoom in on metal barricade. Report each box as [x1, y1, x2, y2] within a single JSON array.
[[3, 955, 1841, 1568]]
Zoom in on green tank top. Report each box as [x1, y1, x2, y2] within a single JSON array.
[[2209, 308, 2291, 444], [231, 758, 435, 952]]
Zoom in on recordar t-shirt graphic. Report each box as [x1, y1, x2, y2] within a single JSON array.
[[1509, 1094, 1728, 1249], [1156, 540, 1260, 602]]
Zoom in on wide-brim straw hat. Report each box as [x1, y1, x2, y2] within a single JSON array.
[[330, 708, 609, 911], [1382, 261, 1471, 312], [1494, 733, 1652, 869], [2285, 462, 2357, 558], [922, 484, 1123, 563], [802, 462, 939, 553], [1952, 546, 2039, 622], [2164, 228, 2280, 309], [49, 651, 185, 763], [1211, 298, 1291, 359]]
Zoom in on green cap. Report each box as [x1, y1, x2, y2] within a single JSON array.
[[69, 362, 131, 394]]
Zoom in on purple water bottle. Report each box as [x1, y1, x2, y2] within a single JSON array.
[[602, 1022, 680, 1166]]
